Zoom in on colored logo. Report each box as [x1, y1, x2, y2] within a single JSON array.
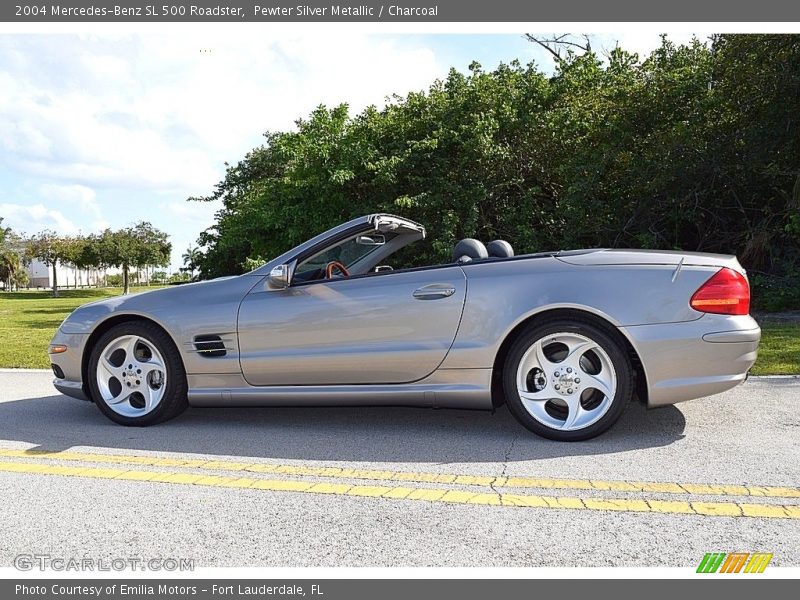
[[697, 552, 773, 573]]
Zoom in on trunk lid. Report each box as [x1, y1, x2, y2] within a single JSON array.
[[556, 248, 744, 272]]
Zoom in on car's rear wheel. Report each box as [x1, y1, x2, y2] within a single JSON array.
[[503, 319, 633, 441], [88, 321, 188, 426]]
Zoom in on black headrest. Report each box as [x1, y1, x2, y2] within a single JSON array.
[[453, 238, 488, 263], [487, 240, 514, 258]]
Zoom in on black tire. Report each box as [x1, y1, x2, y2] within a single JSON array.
[[502, 318, 633, 441], [87, 321, 188, 426]]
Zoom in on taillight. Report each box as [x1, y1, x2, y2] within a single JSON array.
[[690, 267, 750, 315]]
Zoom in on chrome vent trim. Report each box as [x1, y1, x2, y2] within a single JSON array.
[[191, 335, 228, 358]]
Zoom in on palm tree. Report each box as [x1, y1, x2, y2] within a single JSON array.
[[182, 245, 202, 280], [0, 240, 27, 291]]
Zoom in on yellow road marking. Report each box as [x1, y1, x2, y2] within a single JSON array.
[[0, 448, 797, 500], [0, 460, 797, 520], [308, 482, 351, 494]]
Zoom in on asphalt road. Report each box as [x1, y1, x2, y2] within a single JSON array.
[[0, 370, 798, 568]]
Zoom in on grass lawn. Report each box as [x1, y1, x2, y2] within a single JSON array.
[[0, 287, 163, 369], [749, 323, 800, 375], [0, 288, 798, 374]]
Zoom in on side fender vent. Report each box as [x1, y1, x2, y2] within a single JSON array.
[[193, 334, 227, 358]]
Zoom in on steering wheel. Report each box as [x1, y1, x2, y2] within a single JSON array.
[[325, 260, 350, 279]]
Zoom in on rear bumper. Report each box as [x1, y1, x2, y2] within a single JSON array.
[[622, 314, 760, 408]]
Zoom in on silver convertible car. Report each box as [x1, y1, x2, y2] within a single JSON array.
[[49, 214, 760, 440]]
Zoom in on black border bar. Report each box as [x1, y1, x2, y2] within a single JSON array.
[[5, 579, 798, 600], [4, 0, 800, 22]]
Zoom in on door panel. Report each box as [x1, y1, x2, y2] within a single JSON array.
[[237, 267, 467, 385]]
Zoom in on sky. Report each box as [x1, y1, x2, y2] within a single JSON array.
[[0, 31, 712, 271]]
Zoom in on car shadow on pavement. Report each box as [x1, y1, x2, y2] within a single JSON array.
[[0, 393, 686, 463]]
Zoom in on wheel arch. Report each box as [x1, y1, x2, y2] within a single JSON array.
[[490, 307, 648, 408], [81, 313, 182, 398]]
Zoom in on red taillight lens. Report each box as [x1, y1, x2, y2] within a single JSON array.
[[690, 267, 750, 315]]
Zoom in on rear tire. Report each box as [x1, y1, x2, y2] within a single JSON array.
[[87, 321, 188, 426], [502, 318, 633, 441]]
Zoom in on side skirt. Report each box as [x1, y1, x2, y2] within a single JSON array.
[[186, 368, 493, 409]]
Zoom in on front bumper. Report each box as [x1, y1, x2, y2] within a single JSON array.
[[622, 314, 760, 408], [48, 329, 90, 401], [54, 379, 89, 401]]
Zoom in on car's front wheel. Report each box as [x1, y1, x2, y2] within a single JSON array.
[[503, 319, 633, 441], [87, 321, 188, 426]]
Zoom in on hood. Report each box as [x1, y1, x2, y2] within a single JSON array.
[[60, 275, 260, 334]]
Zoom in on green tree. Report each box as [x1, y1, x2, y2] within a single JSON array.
[[131, 221, 171, 288], [0, 248, 29, 290], [168, 271, 191, 284], [96, 223, 171, 294], [181, 245, 202, 280], [0, 224, 29, 291], [26, 231, 73, 297], [191, 34, 800, 309]]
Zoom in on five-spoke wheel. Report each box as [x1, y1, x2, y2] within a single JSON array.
[[96, 334, 167, 418], [88, 321, 188, 426], [503, 319, 633, 441]]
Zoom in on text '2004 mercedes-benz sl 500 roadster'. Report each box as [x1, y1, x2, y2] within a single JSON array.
[[49, 214, 760, 441]]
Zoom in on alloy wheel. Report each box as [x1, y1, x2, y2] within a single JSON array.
[[95, 334, 167, 417], [515, 332, 617, 431]]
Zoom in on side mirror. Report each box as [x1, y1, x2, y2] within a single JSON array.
[[268, 262, 294, 289], [356, 234, 386, 246]]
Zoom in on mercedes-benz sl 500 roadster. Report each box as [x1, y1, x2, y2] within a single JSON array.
[[49, 214, 760, 440]]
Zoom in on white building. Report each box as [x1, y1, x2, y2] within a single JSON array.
[[10, 260, 156, 291], [26, 259, 104, 289]]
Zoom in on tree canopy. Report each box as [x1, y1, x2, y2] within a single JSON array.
[[0, 219, 28, 291], [192, 34, 799, 309], [1, 221, 172, 296], [26, 230, 76, 297], [93, 222, 172, 294]]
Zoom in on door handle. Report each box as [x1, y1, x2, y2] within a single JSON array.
[[413, 284, 457, 300]]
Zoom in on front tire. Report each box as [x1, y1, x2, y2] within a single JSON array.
[[87, 321, 188, 426], [502, 319, 633, 441]]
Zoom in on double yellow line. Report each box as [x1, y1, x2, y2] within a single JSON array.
[[0, 448, 798, 519]]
